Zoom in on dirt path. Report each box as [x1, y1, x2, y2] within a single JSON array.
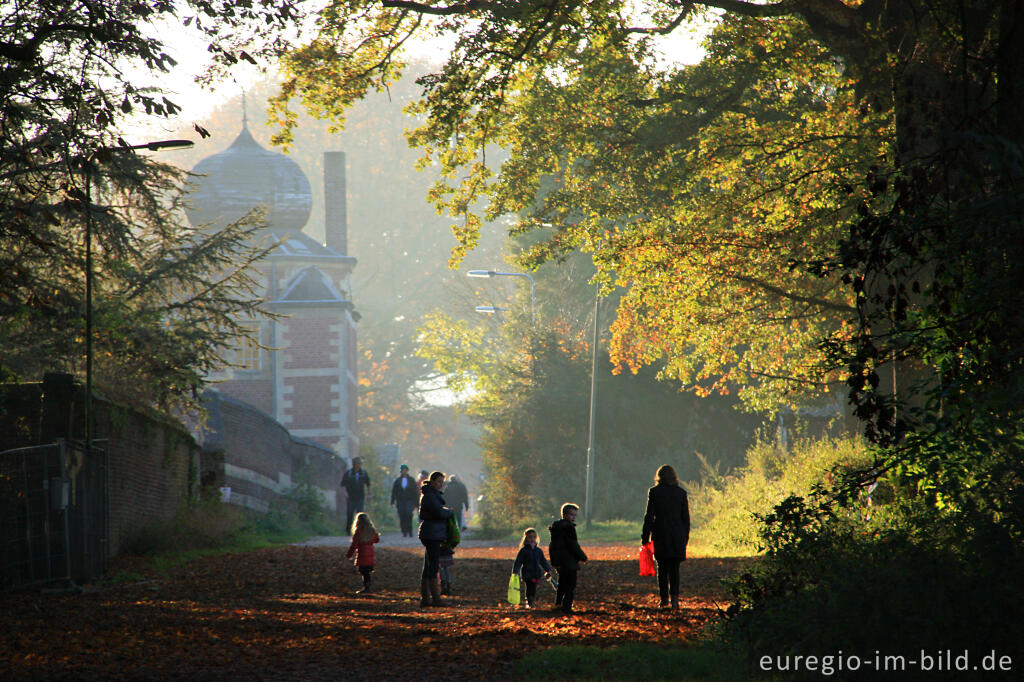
[[0, 534, 753, 680]]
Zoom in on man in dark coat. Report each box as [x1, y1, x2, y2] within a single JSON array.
[[340, 456, 371, 534], [443, 474, 470, 529], [548, 502, 588, 614], [390, 464, 419, 537], [641, 464, 690, 609]]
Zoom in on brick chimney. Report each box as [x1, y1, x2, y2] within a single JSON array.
[[324, 151, 347, 254]]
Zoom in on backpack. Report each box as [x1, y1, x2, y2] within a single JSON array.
[[444, 514, 461, 549]]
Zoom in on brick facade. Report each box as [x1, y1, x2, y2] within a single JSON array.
[[210, 378, 274, 416], [283, 317, 338, 369], [196, 147, 358, 464], [283, 375, 340, 430]]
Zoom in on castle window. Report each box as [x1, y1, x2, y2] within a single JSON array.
[[235, 322, 262, 371]]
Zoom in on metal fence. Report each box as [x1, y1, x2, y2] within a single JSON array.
[[0, 440, 107, 590]]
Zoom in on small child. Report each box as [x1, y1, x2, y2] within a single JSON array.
[[346, 512, 380, 594], [439, 543, 455, 595], [512, 527, 552, 608], [548, 503, 588, 614]]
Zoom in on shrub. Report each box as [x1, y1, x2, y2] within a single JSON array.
[[721, 498, 1024, 680], [688, 435, 871, 555]]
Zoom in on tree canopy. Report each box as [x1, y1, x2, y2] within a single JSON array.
[[277, 0, 1024, 542], [417, 263, 766, 527], [272, 1, 897, 411]]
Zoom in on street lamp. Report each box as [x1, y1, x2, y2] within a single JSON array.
[[467, 269, 536, 325], [474, 305, 509, 315], [83, 138, 194, 452]]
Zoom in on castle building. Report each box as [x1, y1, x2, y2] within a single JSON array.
[[185, 123, 358, 461]]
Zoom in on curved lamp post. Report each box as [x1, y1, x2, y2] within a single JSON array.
[[83, 138, 194, 452], [467, 270, 536, 325]]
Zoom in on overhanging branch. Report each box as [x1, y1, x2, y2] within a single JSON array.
[[696, 0, 797, 18], [731, 273, 855, 314], [624, 9, 689, 35]]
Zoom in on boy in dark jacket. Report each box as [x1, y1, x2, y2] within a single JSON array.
[[548, 503, 588, 614]]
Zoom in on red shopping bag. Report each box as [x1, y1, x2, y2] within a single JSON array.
[[639, 542, 656, 576]]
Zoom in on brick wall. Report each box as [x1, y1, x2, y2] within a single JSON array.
[[199, 391, 345, 521], [94, 400, 197, 556], [2, 379, 345, 564], [0, 376, 198, 558]]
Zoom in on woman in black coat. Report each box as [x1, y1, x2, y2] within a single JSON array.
[[641, 464, 690, 609], [418, 470, 453, 607]]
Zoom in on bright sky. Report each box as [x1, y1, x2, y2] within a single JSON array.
[[123, 9, 713, 143]]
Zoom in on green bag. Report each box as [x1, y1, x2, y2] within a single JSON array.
[[507, 573, 521, 605], [444, 514, 461, 549]]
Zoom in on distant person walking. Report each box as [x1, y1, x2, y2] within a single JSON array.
[[548, 503, 588, 614], [418, 471, 453, 607], [340, 457, 371, 534], [444, 474, 470, 529], [641, 464, 690, 610], [390, 464, 419, 537]]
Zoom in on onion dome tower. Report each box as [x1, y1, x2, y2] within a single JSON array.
[[185, 116, 312, 234], [186, 105, 359, 467]]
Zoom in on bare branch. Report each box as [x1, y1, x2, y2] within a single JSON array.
[[380, 0, 501, 16], [624, 10, 689, 36]]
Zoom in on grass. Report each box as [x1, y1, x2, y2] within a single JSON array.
[[512, 641, 745, 681], [471, 519, 744, 561], [479, 518, 646, 545], [576, 519, 644, 544], [687, 436, 870, 556], [108, 496, 344, 580]]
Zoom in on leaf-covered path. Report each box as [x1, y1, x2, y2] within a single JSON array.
[[1, 534, 752, 680]]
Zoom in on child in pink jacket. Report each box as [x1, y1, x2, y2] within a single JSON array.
[[346, 512, 380, 594]]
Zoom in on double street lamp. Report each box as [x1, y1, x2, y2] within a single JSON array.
[[82, 138, 194, 451], [474, 305, 509, 315], [467, 270, 536, 325], [467, 267, 601, 527]]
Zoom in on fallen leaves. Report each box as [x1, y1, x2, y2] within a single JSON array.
[[0, 541, 753, 680]]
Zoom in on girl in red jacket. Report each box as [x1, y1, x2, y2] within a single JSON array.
[[346, 512, 380, 594]]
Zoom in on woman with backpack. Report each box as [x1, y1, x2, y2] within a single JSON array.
[[418, 470, 453, 607]]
